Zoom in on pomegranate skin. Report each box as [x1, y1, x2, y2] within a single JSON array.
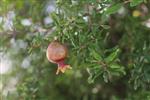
[[46, 41, 72, 74], [46, 41, 67, 63]]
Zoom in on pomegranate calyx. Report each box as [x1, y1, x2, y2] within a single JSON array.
[[56, 65, 72, 75], [56, 60, 72, 75]]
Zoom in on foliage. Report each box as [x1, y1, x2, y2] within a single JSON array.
[[0, 0, 150, 100]]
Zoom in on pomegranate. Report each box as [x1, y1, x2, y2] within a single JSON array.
[[46, 41, 71, 74]]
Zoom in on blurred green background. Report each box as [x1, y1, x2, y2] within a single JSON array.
[[0, 0, 150, 100]]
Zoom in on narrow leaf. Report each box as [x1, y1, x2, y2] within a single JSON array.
[[103, 72, 108, 83], [105, 48, 120, 63], [130, 0, 144, 7], [110, 64, 121, 69], [101, 25, 110, 29], [50, 12, 59, 25], [105, 3, 122, 15], [91, 50, 102, 61]]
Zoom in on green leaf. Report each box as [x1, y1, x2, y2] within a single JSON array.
[[88, 75, 94, 84], [130, 0, 144, 7], [87, 67, 103, 84], [101, 25, 110, 29], [111, 72, 121, 76], [90, 49, 103, 61], [103, 72, 108, 83], [28, 47, 32, 54], [50, 12, 59, 25], [105, 48, 120, 63], [104, 3, 122, 15], [134, 78, 139, 90], [110, 64, 121, 69], [117, 67, 126, 75]]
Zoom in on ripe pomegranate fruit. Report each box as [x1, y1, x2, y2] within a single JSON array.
[[46, 41, 71, 74]]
